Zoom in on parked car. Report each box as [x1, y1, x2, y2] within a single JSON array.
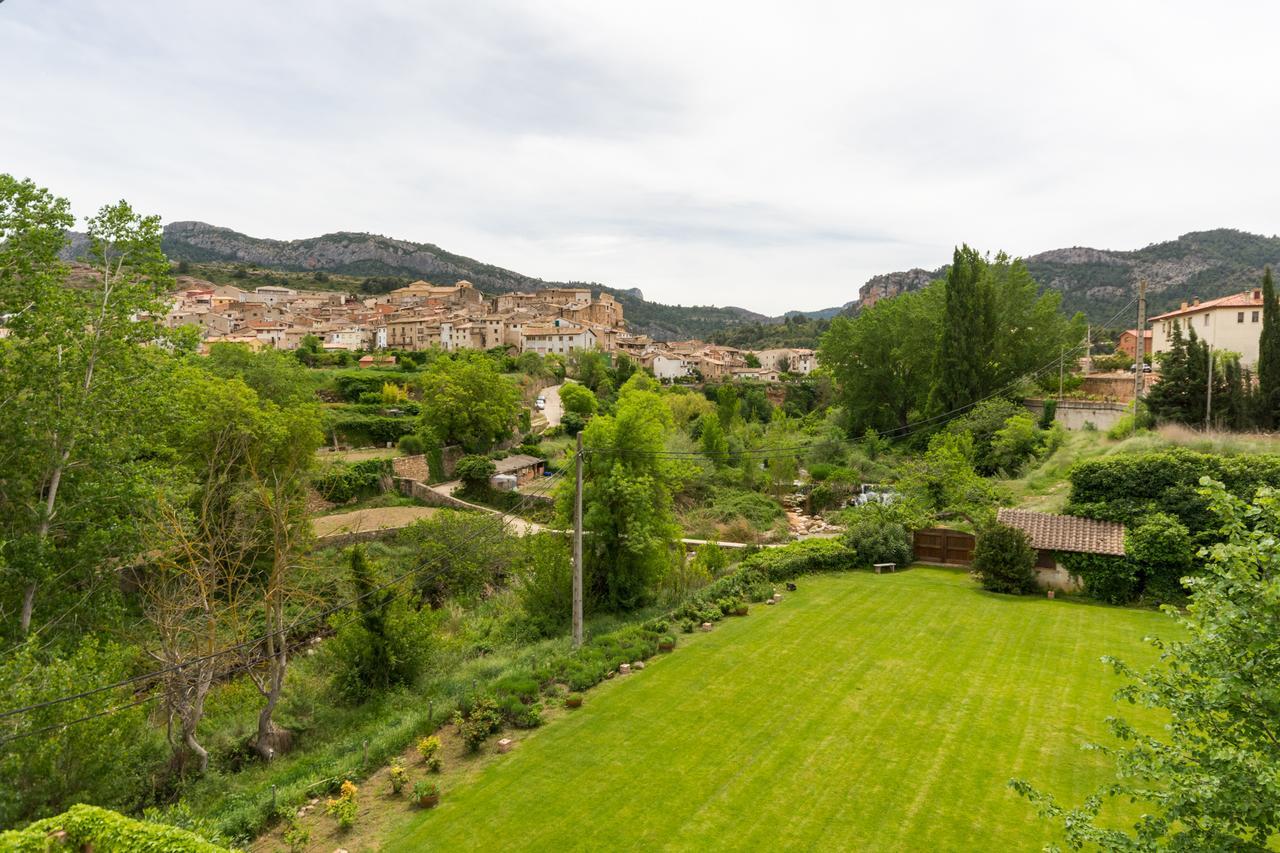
[[1129, 363, 1153, 373], [535, 396, 546, 410]]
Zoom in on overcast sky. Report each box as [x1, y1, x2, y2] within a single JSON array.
[[4, 1, 1279, 314]]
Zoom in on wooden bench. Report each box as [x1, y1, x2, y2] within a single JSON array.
[[873, 562, 897, 574]]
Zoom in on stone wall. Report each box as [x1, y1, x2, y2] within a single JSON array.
[[1024, 398, 1128, 431]]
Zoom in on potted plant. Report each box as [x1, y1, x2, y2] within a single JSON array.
[[659, 635, 676, 651], [413, 779, 440, 808], [733, 602, 749, 616], [565, 692, 583, 709]]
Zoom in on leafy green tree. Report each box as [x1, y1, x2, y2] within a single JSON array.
[[328, 546, 431, 702], [455, 454, 496, 489], [1258, 267, 1280, 427], [1015, 480, 1280, 849], [897, 432, 1006, 526], [401, 510, 518, 607], [697, 412, 729, 466], [972, 521, 1037, 594], [566, 373, 679, 610], [558, 382, 598, 417], [514, 533, 574, 637], [819, 284, 943, 434], [417, 356, 519, 452], [715, 384, 739, 429], [569, 350, 610, 392], [0, 637, 164, 827], [206, 342, 318, 406], [0, 184, 171, 637]]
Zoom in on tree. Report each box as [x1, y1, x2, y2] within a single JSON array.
[[327, 546, 431, 702], [558, 382, 598, 417], [568, 350, 610, 392], [819, 284, 943, 434], [930, 245, 990, 416], [400, 510, 518, 607], [417, 356, 519, 452], [1015, 480, 1280, 849], [565, 373, 679, 610], [455, 454, 496, 490], [897, 432, 1006, 526], [206, 342, 319, 407], [972, 521, 1037, 594], [1258, 267, 1280, 427], [715, 384, 739, 429], [697, 412, 729, 466], [0, 184, 171, 637]]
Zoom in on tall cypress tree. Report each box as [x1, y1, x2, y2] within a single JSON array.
[[1257, 267, 1280, 427], [930, 245, 988, 415]]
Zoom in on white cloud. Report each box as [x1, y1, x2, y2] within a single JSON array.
[[3, 0, 1280, 313]]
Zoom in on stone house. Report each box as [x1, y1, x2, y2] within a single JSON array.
[[1149, 289, 1265, 366]]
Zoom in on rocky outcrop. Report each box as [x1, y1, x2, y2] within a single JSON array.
[[857, 268, 940, 311]]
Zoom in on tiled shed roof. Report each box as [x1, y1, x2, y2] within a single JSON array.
[[996, 508, 1126, 556]]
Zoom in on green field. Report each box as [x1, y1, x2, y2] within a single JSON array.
[[386, 569, 1170, 851]]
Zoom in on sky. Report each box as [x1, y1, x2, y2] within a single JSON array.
[[4, 1, 1280, 314]]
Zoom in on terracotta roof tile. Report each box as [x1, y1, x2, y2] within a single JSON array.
[[1148, 290, 1263, 322], [996, 508, 1126, 556]]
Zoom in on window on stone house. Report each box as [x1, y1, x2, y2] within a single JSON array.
[[1254, 311, 1260, 322], [1204, 314, 1209, 326], [1239, 312, 1245, 323]]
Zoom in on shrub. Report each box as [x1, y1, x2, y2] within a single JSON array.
[[558, 382, 598, 417], [389, 759, 409, 794], [313, 458, 390, 503], [843, 517, 912, 568], [324, 780, 359, 831], [565, 692, 583, 708], [398, 433, 426, 455], [972, 522, 1038, 595], [561, 411, 587, 435], [737, 538, 852, 581], [416, 735, 442, 772], [515, 534, 574, 638], [453, 696, 503, 752], [284, 821, 310, 852], [412, 780, 439, 802], [1127, 512, 1194, 602]]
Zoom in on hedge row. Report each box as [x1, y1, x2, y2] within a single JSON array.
[[1068, 449, 1280, 540], [312, 458, 392, 504], [0, 804, 231, 853], [325, 413, 417, 446]]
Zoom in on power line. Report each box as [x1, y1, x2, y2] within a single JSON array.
[[0, 470, 565, 728]]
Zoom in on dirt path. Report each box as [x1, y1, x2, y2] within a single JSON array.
[[313, 506, 438, 538]]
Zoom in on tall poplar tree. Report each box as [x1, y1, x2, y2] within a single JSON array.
[[930, 245, 988, 416], [1256, 267, 1280, 427]]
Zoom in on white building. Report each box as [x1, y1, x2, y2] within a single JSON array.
[[520, 321, 598, 356], [324, 327, 367, 351], [1149, 289, 1264, 367]]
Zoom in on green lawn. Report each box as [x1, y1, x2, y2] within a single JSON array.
[[387, 569, 1171, 851]]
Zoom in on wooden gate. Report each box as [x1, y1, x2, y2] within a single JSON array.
[[913, 528, 976, 566]]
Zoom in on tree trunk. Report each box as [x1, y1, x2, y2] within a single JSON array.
[[19, 582, 35, 635]]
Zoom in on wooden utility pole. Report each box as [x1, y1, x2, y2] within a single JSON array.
[[1058, 345, 1065, 401], [572, 431, 584, 649], [1134, 279, 1147, 412]]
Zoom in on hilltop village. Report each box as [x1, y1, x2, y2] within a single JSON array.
[[163, 276, 816, 381]]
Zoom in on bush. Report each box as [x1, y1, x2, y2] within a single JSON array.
[[972, 522, 1038, 595], [737, 539, 852, 581], [416, 735, 442, 772], [558, 382, 598, 417], [324, 780, 359, 831], [561, 411, 587, 435], [514, 535, 574, 637], [398, 433, 426, 455], [453, 696, 503, 752], [389, 759, 409, 794], [313, 458, 390, 503], [1127, 512, 1194, 602], [843, 517, 912, 568]]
